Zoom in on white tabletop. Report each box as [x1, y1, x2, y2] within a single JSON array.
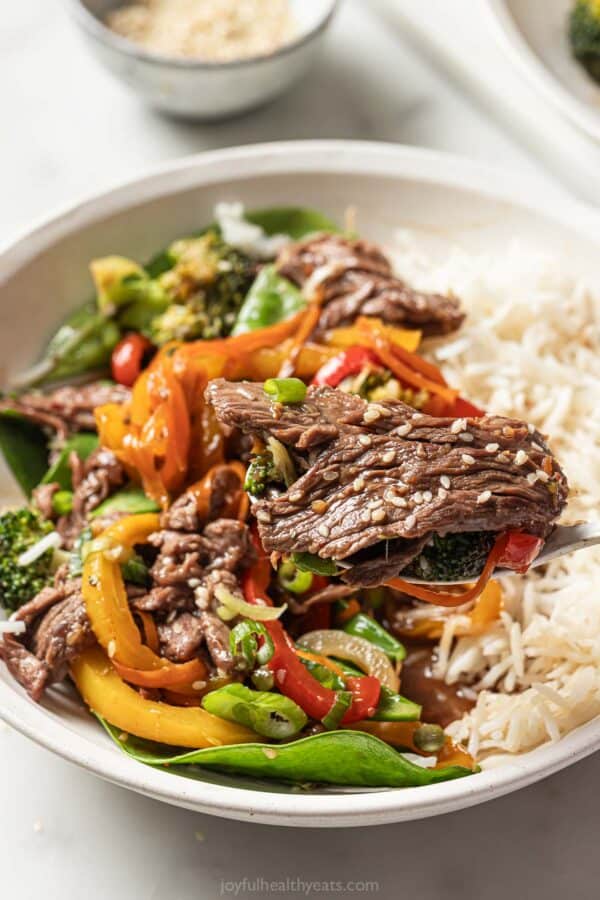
[[1, 1, 598, 897]]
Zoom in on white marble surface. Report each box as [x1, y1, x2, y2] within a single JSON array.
[[1, 1, 599, 898]]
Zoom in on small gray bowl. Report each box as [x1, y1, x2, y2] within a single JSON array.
[[67, 0, 339, 120]]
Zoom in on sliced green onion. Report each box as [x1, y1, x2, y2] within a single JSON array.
[[230, 620, 274, 669], [277, 561, 313, 595], [263, 377, 307, 404], [413, 723, 445, 753], [343, 613, 406, 664], [299, 656, 346, 692], [292, 552, 340, 576], [215, 585, 286, 623], [202, 683, 308, 740], [251, 667, 275, 691], [322, 690, 352, 730], [52, 489, 74, 516]]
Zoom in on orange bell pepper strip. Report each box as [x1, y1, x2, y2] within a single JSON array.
[[70, 647, 256, 748], [82, 514, 204, 687], [395, 581, 503, 641], [328, 318, 421, 354]]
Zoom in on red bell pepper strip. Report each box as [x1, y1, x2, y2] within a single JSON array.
[[241, 549, 380, 724], [311, 347, 381, 387], [111, 333, 153, 387], [498, 531, 544, 574], [446, 397, 485, 418]]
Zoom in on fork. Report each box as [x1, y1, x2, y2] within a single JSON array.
[[403, 523, 600, 585]]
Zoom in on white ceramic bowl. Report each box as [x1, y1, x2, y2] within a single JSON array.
[[486, 0, 600, 142], [67, 0, 339, 120], [1, 141, 599, 827]]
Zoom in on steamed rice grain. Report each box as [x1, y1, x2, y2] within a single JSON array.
[[389, 235, 600, 763]]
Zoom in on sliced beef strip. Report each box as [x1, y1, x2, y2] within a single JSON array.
[[0, 382, 131, 441], [158, 611, 206, 663], [207, 380, 568, 586], [160, 468, 246, 533], [276, 235, 465, 339], [57, 447, 127, 547], [132, 520, 254, 616], [32, 482, 60, 521], [0, 567, 94, 701]]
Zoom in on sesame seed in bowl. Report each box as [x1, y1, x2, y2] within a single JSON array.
[[67, 0, 339, 119]]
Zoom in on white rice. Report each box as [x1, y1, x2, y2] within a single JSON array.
[[389, 234, 600, 762]]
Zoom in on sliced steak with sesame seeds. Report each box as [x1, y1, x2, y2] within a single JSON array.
[[0, 381, 131, 442], [275, 235, 465, 339], [207, 380, 568, 587]]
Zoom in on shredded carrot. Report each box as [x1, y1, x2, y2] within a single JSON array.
[[386, 534, 509, 607], [336, 598, 361, 624], [296, 648, 346, 679], [355, 317, 445, 385], [277, 300, 323, 377], [356, 319, 458, 405]]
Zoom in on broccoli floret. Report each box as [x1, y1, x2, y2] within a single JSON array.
[[0, 508, 55, 612], [403, 531, 497, 582], [244, 452, 280, 497], [570, 0, 600, 83], [151, 231, 255, 343]]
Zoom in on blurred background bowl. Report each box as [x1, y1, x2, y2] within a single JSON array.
[[67, 0, 339, 120]]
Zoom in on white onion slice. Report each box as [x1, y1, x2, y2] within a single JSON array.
[[298, 629, 400, 692]]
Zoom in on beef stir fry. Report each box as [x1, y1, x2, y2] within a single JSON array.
[[0, 205, 571, 789]]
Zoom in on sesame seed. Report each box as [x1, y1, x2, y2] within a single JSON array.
[[486, 443, 499, 452], [451, 418, 467, 434], [107, 640, 116, 658], [461, 453, 476, 464], [263, 748, 278, 760], [438, 487, 448, 500], [363, 407, 381, 423], [192, 680, 206, 691], [118, 732, 129, 742], [477, 490, 492, 504], [312, 500, 327, 514], [422, 490, 433, 503], [360, 510, 371, 523], [323, 470, 338, 482], [390, 495, 408, 508], [256, 509, 271, 522], [317, 524, 330, 538], [502, 426, 515, 438], [441, 475, 451, 489], [359, 434, 372, 447], [515, 450, 528, 466], [371, 509, 386, 523], [459, 432, 474, 442], [527, 472, 539, 485], [532, 442, 545, 453], [188, 578, 201, 588], [395, 423, 413, 436], [536, 469, 550, 483], [528, 423, 535, 433], [289, 491, 303, 503], [412, 412, 424, 420], [373, 404, 392, 417], [413, 491, 424, 504], [353, 477, 365, 491], [382, 450, 395, 464], [405, 514, 416, 529]]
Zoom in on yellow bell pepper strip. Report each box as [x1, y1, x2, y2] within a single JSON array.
[[82, 513, 204, 687], [327, 318, 421, 354], [70, 647, 256, 749]]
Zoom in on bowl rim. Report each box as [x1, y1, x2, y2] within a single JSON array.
[[65, 0, 340, 70], [1, 140, 599, 826]]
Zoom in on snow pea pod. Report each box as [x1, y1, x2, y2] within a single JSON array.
[[202, 684, 308, 740], [343, 613, 406, 663], [100, 719, 475, 788]]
